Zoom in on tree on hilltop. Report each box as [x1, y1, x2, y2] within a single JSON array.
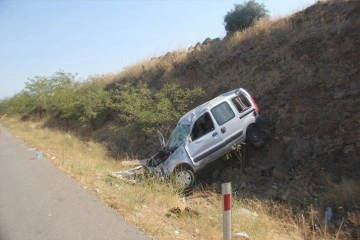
[[224, 0, 269, 33]]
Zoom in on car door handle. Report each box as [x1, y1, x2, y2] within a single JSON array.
[[221, 127, 226, 133], [212, 132, 219, 138]]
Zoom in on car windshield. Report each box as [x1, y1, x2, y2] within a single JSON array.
[[166, 124, 190, 149]]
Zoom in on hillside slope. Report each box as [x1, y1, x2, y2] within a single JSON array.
[[105, 0, 359, 235]]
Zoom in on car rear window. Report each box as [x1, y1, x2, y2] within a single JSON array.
[[211, 101, 235, 126], [232, 94, 251, 112]]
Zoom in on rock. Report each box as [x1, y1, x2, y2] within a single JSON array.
[[135, 211, 143, 218], [261, 166, 275, 177], [334, 89, 346, 99], [285, 138, 315, 161], [234, 231, 249, 239], [239, 208, 258, 218], [194, 42, 202, 52], [282, 136, 293, 143], [213, 37, 220, 42], [202, 37, 212, 46]]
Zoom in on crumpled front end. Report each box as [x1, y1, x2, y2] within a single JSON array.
[[145, 144, 193, 179]]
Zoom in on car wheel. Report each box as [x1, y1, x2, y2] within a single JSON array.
[[246, 124, 264, 148], [175, 166, 195, 190]]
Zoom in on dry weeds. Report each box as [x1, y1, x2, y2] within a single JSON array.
[[0, 117, 346, 240]]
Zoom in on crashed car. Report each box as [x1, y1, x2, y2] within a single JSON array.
[[145, 88, 264, 189]]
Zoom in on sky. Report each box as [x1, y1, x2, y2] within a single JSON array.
[[0, 0, 315, 99]]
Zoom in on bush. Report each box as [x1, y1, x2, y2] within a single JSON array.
[[111, 82, 203, 138], [224, 0, 269, 33], [0, 92, 34, 117], [24, 71, 77, 118], [76, 78, 111, 129], [50, 87, 81, 122]]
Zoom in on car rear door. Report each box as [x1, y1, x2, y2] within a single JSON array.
[[210, 101, 245, 148]]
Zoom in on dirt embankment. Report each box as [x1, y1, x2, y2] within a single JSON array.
[[102, 0, 360, 236]]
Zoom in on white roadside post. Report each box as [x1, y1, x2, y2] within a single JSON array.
[[222, 182, 232, 240]]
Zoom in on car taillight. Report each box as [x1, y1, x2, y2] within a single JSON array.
[[250, 96, 260, 113]]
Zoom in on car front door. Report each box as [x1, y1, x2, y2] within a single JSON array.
[[185, 112, 224, 165]]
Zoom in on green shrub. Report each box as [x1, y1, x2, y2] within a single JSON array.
[[0, 92, 34, 117], [76, 77, 111, 129], [224, 0, 269, 33], [24, 71, 77, 118], [112, 82, 203, 138], [50, 87, 81, 122]]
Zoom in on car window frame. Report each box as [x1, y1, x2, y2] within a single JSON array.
[[210, 101, 236, 126], [190, 112, 215, 141], [231, 94, 252, 113]]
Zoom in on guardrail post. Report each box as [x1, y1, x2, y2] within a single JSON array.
[[222, 182, 232, 240]]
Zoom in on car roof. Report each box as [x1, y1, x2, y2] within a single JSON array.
[[178, 88, 247, 125]]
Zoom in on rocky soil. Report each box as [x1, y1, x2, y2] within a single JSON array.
[[105, 0, 360, 237]]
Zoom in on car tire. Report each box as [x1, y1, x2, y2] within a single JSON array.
[[246, 124, 264, 149], [174, 166, 195, 190]]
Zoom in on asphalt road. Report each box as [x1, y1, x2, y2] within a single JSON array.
[[0, 125, 151, 240]]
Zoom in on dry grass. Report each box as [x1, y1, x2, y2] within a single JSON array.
[[325, 176, 360, 207], [1, 117, 344, 240], [105, 0, 358, 99], [112, 49, 189, 86], [1, 1, 358, 238]]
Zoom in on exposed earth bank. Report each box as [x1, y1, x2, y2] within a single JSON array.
[[105, 0, 360, 237]]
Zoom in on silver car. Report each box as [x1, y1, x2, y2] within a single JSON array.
[[145, 88, 264, 189]]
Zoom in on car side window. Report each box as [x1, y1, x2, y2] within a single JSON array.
[[232, 95, 251, 113], [191, 112, 214, 141], [211, 101, 235, 126]]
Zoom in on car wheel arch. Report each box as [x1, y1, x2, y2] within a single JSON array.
[[246, 123, 265, 148]]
